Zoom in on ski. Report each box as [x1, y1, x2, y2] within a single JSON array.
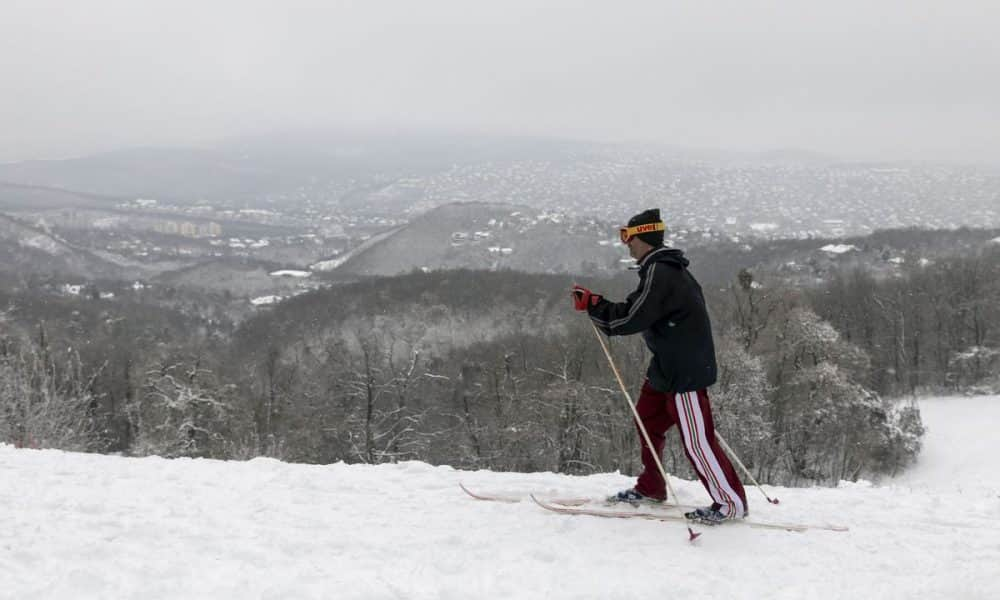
[[459, 482, 591, 506], [459, 483, 699, 512], [530, 495, 849, 533]]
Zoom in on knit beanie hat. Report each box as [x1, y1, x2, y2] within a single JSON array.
[[627, 208, 665, 247]]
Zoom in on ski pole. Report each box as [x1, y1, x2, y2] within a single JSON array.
[[714, 432, 780, 505], [587, 320, 679, 505]]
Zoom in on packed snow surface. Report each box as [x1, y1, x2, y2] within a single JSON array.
[[2, 396, 999, 599]]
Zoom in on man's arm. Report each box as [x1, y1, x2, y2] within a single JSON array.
[[587, 262, 675, 336]]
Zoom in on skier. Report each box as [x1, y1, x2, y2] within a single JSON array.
[[571, 208, 748, 524]]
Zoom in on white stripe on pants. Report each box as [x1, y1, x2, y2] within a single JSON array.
[[674, 391, 746, 518]]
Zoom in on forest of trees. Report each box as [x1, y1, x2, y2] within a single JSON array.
[[2, 242, 998, 487]]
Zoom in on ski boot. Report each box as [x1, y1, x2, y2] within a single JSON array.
[[684, 503, 745, 525], [606, 488, 664, 507]]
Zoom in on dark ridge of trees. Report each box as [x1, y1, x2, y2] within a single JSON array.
[[807, 245, 1000, 396]]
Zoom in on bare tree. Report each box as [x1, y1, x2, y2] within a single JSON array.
[[129, 358, 236, 458], [729, 268, 778, 351], [0, 326, 101, 452]]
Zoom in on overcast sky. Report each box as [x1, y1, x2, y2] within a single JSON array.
[[3, 0, 999, 163]]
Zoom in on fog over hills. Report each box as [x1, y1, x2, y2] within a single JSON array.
[[2, 134, 997, 239], [0, 133, 581, 205]]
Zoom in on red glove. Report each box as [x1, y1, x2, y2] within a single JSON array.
[[571, 285, 602, 311]]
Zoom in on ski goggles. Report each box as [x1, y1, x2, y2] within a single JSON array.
[[619, 221, 665, 244]]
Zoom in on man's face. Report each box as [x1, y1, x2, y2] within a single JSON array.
[[626, 237, 639, 260], [626, 236, 649, 260]]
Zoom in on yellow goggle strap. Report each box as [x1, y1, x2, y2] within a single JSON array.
[[620, 221, 665, 242]]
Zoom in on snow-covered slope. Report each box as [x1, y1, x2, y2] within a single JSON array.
[[2, 396, 999, 599], [891, 396, 999, 498]]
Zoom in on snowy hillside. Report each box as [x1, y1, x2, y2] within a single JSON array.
[[2, 396, 998, 599]]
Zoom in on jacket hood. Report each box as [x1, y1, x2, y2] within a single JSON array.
[[640, 246, 689, 270]]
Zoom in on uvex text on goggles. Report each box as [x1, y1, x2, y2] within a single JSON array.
[[619, 221, 665, 244]]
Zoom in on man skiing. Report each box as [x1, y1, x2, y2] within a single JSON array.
[[571, 208, 747, 524]]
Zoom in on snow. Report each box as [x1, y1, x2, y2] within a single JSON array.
[[820, 243, 858, 254], [268, 270, 311, 278], [250, 295, 281, 306], [892, 396, 1000, 496], [19, 234, 64, 255], [310, 256, 349, 271], [93, 216, 123, 229], [2, 395, 999, 599]]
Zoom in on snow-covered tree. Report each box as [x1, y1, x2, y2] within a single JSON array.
[[948, 345, 1000, 393], [711, 333, 772, 477], [761, 306, 923, 484], [0, 326, 100, 452], [129, 360, 235, 458]]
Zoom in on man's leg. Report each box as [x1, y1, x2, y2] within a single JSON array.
[[633, 380, 677, 500], [670, 389, 748, 518]]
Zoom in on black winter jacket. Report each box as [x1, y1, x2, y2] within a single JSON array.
[[586, 247, 717, 393]]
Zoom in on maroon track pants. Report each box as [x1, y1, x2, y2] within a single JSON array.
[[633, 380, 748, 518]]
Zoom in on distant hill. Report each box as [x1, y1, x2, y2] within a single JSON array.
[[333, 202, 625, 276], [331, 203, 1000, 287], [155, 257, 317, 299], [0, 147, 290, 204], [749, 147, 838, 165], [232, 268, 586, 365], [0, 133, 589, 206], [0, 213, 133, 280], [0, 182, 119, 210], [3, 133, 997, 242]]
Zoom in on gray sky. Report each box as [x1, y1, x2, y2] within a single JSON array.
[[3, 0, 1000, 163]]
